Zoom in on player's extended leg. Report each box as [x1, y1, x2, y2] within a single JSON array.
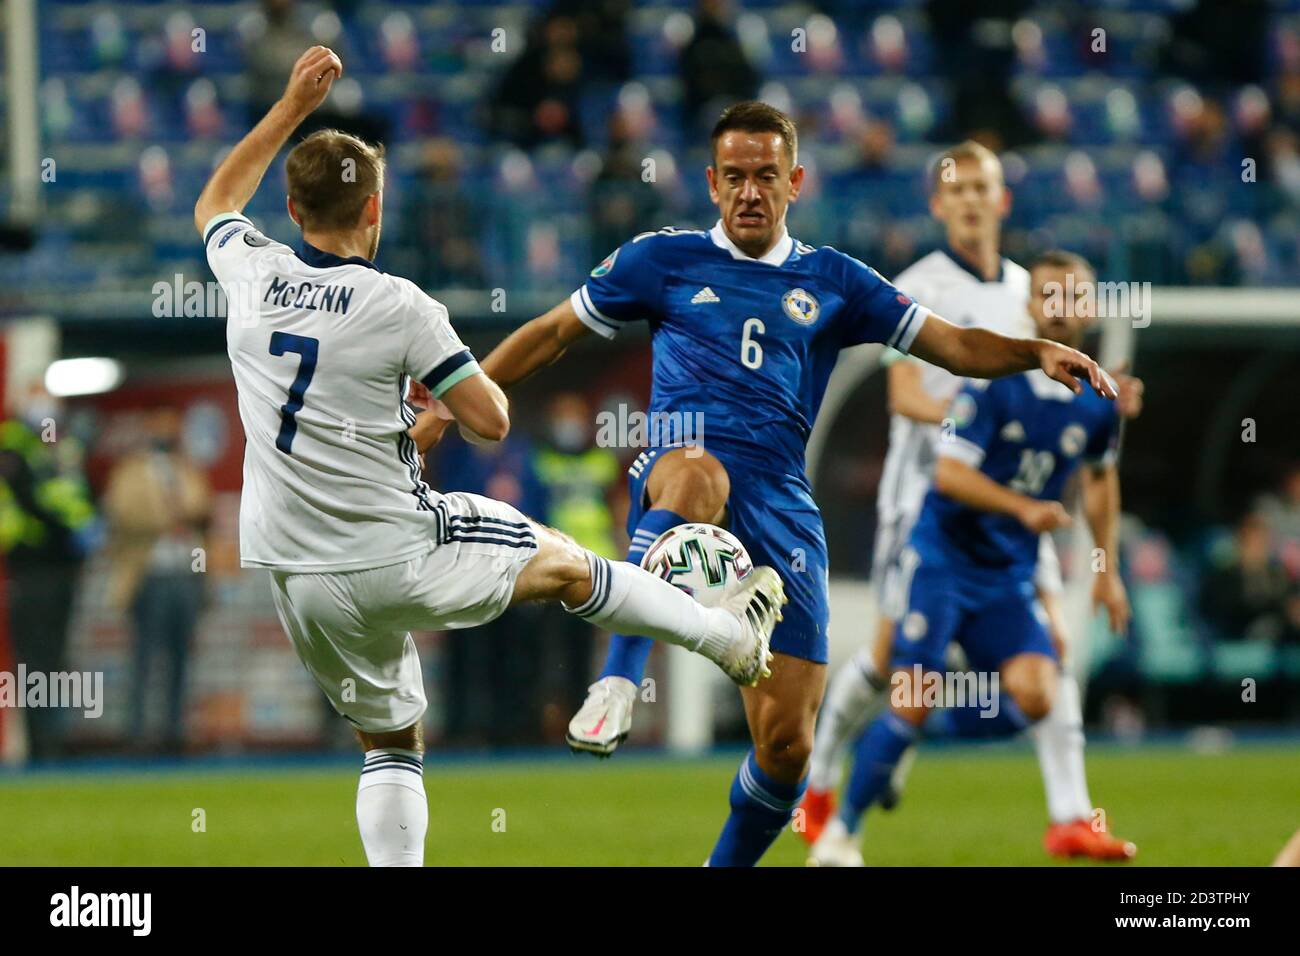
[[706, 652, 826, 866], [512, 516, 781, 687], [1032, 591, 1137, 860], [568, 447, 731, 756], [800, 613, 895, 843], [355, 722, 428, 867]]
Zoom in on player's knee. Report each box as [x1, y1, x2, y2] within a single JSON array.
[[1005, 674, 1055, 723], [650, 455, 730, 523], [357, 721, 423, 754], [754, 723, 814, 783]]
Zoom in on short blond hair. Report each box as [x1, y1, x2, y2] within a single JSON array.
[[929, 140, 1002, 192], [286, 129, 386, 231]]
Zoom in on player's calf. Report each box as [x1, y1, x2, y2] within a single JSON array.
[[645, 446, 730, 524], [354, 720, 427, 867]]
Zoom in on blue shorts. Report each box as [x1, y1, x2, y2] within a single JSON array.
[[890, 551, 1057, 675], [627, 447, 830, 664]]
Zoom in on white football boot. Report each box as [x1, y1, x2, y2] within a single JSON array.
[[807, 816, 865, 867], [711, 566, 786, 686], [566, 676, 638, 757]]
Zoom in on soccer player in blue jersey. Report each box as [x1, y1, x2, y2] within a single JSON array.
[[809, 250, 1133, 866], [454, 103, 1114, 866]]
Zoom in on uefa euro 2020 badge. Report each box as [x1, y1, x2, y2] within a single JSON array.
[[782, 287, 820, 325], [591, 248, 619, 278]]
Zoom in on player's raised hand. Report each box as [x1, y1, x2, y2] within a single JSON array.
[[1037, 341, 1117, 400], [1092, 572, 1131, 634], [1017, 500, 1072, 534], [1107, 361, 1145, 419], [283, 46, 343, 118]]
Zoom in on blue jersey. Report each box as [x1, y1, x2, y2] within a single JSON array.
[[910, 370, 1120, 579], [570, 222, 929, 482]]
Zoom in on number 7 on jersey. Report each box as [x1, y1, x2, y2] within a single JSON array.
[[269, 331, 319, 454]]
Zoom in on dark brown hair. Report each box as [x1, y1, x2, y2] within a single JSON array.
[[711, 101, 798, 168]]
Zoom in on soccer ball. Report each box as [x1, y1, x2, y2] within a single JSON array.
[[640, 523, 753, 607]]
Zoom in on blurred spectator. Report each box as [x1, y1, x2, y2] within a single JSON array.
[[402, 139, 487, 289], [530, 394, 621, 725], [1200, 512, 1300, 645], [926, 0, 1036, 150], [0, 387, 97, 761], [433, 433, 548, 745], [241, 0, 382, 144], [491, 14, 586, 150], [590, 111, 665, 258], [104, 409, 212, 754], [1256, 465, 1300, 580], [680, 0, 760, 134]]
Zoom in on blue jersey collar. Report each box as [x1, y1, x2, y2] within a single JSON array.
[[297, 240, 380, 271], [943, 243, 1005, 284], [710, 220, 795, 267]]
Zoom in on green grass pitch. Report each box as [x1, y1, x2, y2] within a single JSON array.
[[1, 743, 1294, 865]]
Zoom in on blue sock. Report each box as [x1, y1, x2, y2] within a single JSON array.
[[936, 693, 1030, 739], [598, 508, 690, 683], [707, 750, 807, 867], [839, 712, 920, 833]]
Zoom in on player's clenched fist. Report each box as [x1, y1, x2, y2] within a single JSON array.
[[1017, 499, 1072, 534], [282, 46, 343, 118]]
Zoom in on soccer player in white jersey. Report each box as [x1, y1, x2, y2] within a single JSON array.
[[194, 47, 786, 866], [800, 141, 1142, 860]]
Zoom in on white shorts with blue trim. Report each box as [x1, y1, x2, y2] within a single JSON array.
[[269, 492, 539, 733]]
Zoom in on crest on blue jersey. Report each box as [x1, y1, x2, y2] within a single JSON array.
[[781, 287, 820, 325], [591, 248, 619, 277], [1059, 423, 1087, 457], [950, 392, 977, 428]]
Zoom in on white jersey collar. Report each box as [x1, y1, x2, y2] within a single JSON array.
[[710, 219, 794, 266]]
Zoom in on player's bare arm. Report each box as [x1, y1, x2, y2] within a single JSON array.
[[933, 456, 1072, 533], [1081, 461, 1129, 633], [908, 315, 1117, 400], [887, 361, 948, 424], [480, 299, 592, 390], [193, 46, 342, 234], [410, 300, 590, 452]]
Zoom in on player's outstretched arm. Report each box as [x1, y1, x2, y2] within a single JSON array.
[[193, 46, 342, 235], [1081, 461, 1130, 633], [908, 315, 1117, 400], [479, 299, 592, 391], [933, 457, 1072, 533], [888, 361, 948, 423]]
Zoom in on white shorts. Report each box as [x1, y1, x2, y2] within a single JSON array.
[[872, 509, 920, 621], [269, 492, 539, 733]]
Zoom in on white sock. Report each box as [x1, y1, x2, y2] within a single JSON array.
[[1032, 674, 1093, 824], [357, 748, 428, 866], [565, 553, 741, 662], [808, 648, 888, 791]]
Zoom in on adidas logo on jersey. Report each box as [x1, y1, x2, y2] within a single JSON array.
[[1000, 420, 1026, 442], [691, 287, 720, 304]]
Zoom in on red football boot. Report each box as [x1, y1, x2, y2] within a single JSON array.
[[797, 788, 836, 846], [1044, 817, 1137, 861]]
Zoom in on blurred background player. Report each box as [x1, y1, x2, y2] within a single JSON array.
[[810, 250, 1133, 866], [196, 46, 785, 866], [802, 142, 1142, 860], [104, 407, 212, 755], [460, 102, 1115, 867]]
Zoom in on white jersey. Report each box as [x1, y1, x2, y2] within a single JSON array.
[[877, 249, 1033, 520], [204, 212, 482, 572]]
